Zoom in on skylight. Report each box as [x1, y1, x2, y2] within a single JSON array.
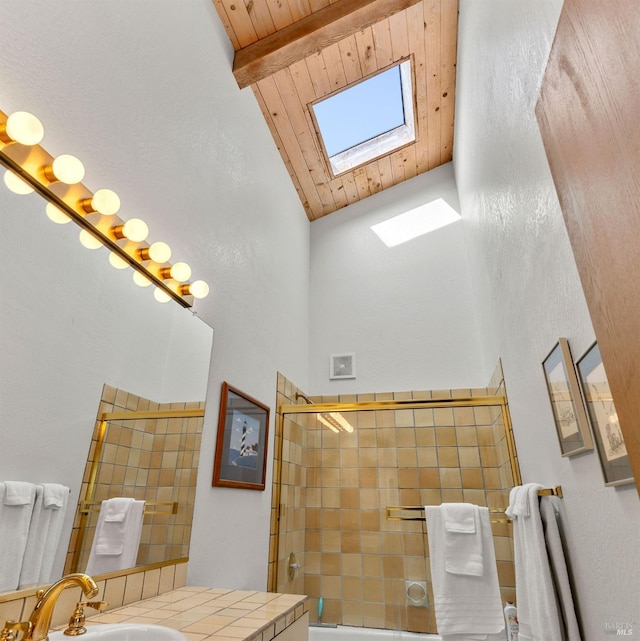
[[371, 198, 461, 247], [312, 61, 415, 176]]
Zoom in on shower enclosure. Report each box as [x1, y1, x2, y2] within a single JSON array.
[[269, 372, 520, 635]]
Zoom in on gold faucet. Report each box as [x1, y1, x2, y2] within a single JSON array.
[[24, 574, 99, 641]]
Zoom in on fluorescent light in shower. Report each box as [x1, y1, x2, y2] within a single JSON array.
[[317, 412, 354, 433], [371, 198, 461, 247]]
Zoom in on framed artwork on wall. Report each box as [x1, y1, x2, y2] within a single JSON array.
[[576, 342, 634, 487], [212, 382, 270, 490], [330, 352, 356, 379], [542, 338, 593, 457]]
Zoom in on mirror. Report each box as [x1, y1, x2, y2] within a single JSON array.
[[0, 183, 214, 595], [66, 386, 206, 576]]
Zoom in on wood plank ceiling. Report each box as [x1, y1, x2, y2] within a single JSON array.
[[211, 0, 458, 221]]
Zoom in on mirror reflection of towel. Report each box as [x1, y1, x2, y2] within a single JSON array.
[[3, 481, 36, 506], [42, 483, 68, 510], [86, 498, 145, 575], [19, 484, 70, 588], [0, 481, 37, 591]]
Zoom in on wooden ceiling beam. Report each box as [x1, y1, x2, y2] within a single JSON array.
[[232, 0, 423, 89]]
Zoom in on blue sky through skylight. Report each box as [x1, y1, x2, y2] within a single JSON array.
[[313, 66, 405, 157]]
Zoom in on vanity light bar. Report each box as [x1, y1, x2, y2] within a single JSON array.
[[0, 109, 209, 309]]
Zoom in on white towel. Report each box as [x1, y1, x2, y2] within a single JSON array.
[[43, 483, 68, 509], [506, 485, 531, 518], [443, 503, 477, 533], [18, 484, 70, 588], [85, 498, 145, 575], [506, 483, 565, 641], [0, 481, 37, 591], [442, 503, 483, 576], [540, 497, 582, 641], [3, 481, 36, 506], [103, 497, 134, 522], [425, 505, 505, 641]]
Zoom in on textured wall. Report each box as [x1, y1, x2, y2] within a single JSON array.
[[0, 0, 311, 592], [309, 162, 486, 395], [454, 0, 640, 634]]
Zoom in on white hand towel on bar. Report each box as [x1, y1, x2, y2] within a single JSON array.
[[43, 483, 68, 509], [85, 498, 145, 575], [19, 483, 70, 588], [104, 496, 135, 522], [506, 483, 565, 641], [3, 481, 36, 506], [441, 503, 483, 576], [425, 505, 505, 641], [0, 481, 37, 591]]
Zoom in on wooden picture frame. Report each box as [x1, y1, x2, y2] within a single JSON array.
[[542, 338, 593, 457], [576, 342, 634, 487], [212, 382, 270, 490]]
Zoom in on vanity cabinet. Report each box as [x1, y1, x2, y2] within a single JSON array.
[[272, 612, 309, 641]]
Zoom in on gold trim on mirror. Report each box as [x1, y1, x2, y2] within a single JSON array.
[[0, 559, 188, 605]]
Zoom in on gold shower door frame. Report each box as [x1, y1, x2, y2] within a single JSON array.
[[269, 395, 521, 594], [70, 407, 205, 574]]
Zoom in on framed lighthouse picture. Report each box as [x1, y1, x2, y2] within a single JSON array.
[[212, 382, 270, 490]]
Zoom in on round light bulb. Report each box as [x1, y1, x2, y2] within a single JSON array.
[[189, 280, 210, 299], [122, 218, 149, 242], [45, 202, 71, 224], [91, 189, 120, 216], [50, 154, 85, 184], [3, 170, 34, 194], [133, 271, 152, 288], [153, 288, 171, 303], [148, 241, 171, 263], [79, 229, 102, 249], [170, 262, 192, 282], [5, 111, 44, 146], [109, 253, 129, 270]]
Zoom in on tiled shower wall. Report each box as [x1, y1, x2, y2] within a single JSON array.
[[65, 385, 205, 574], [269, 376, 308, 598], [271, 368, 517, 634]]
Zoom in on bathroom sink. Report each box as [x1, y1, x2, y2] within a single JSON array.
[[49, 623, 186, 641]]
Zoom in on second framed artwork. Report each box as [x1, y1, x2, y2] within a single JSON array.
[[212, 382, 270, 490], [542, 338, 593, 457], [576, 342, 634, 487]]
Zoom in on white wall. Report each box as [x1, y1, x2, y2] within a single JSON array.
[[309, 163, 487, 395], [0, 0, 310, 592], [454, 0, 640, 633]]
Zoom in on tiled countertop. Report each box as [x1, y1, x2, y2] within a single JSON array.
[[81, 587, 309, 641]]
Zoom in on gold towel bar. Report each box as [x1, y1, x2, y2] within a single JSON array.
[[386, 486, 563, 523], [386, 506, 512, 523], [537, 485, 563, 498], [79, 500, 178, 515]]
